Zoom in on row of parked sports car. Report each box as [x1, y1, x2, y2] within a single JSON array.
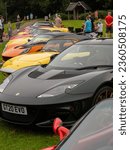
[[0, 21, 113, 150]]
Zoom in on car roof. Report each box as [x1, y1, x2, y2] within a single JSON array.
[[33, 21, 53, 25], [52, 34, 91, 41], [76, 38, 113, 45], [39, 32, 74, 36]]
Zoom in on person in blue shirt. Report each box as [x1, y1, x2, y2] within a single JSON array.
[[84, 15, 92, 33]]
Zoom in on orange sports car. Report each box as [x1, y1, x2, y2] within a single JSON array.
[[3, 25, 69, 52], [2, 32, 73, 61]]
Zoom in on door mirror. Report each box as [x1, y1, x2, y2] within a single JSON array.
[[50, 54, 58, 62], [28, 39, 31, 42], [53, 118, 70, 141]]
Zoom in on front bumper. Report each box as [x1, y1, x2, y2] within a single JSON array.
[[0, 102, 80, 127], [0, 93, 92, 127]]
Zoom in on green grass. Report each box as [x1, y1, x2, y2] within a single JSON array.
[[4, 21, 26, 34], [0, 121, 59, 150], [62, 20, 84, 28], [0, 41, 59, 150]]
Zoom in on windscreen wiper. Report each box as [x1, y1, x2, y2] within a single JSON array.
[[76, 65, 113, 70]]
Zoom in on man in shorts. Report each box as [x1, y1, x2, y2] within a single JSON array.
[[105, 11, 113, 37]]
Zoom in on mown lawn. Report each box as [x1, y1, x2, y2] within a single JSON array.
[[0, 121, 59, 150], [0, 41, 59, 150], [62, 20, 84, 28]]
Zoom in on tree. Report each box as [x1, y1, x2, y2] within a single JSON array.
[[1, 0, 113, 21], [0, 0, 6, 16]]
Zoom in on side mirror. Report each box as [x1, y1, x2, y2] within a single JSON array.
[[28, 39, 31, 42], [53, 118, 70, 141], [50, 54, 58, 62]]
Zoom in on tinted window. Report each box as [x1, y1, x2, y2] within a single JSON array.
[[43, 40, 73, 52], [28, 35, 53, 44], [47, 44, 113, 69]]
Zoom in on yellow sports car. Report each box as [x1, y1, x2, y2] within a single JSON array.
[[0, 35, 88, 74]]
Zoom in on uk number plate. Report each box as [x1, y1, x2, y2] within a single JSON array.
[[1, 103, 27, 115]]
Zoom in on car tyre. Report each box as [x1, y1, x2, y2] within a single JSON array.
[[93, 86, 113, 105]]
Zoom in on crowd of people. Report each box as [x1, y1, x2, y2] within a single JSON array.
[[0, 11, 113, 43], [83, 11, 113, 38], [0, 14, 20, 42]]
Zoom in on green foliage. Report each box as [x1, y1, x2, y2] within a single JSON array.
[[0, 1, 6, 16], [59, 13, 73, 20], [98, 10, 113, 19], [0, 0, 113, 21], [79, 13, 87, 20], [0, 121, 59, 150]]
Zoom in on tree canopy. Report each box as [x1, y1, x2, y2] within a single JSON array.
[[0, 0, 113, 21]]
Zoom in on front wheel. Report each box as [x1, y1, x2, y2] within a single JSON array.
[[93, 86, 113, 105]]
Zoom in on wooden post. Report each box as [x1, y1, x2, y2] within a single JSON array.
[[73, 9, 76, 20], [68, 11, 70, 20]]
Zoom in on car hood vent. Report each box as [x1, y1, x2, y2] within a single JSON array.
[[48, 71, 79, 79], [28, 69, 94, 80], [28, 70, 44, 78]]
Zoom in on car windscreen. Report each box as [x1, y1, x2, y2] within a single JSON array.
[[47, 44, 113, 70], [43, 39, 74, 52], [32, 22, 53, 27], [28, 35, 53, 44], [32, 29, 51, 36], [56, 100, 113, 150]]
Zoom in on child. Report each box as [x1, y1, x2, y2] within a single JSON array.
[[7, 21, 12, 39], [96, 18, 103, 37]]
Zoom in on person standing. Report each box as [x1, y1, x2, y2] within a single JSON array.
[[54, 15, 62, 27], [16, 14, 21, 32], [89, 12, 95, 32], [96, 18, 103, 37], [0, 16, 5, 40], [30, 13, 33, 20], [7, 21, 12, 39], [0, 16, 3, 42], [105, 11, 113, 37], [84, 15, 92, 34]]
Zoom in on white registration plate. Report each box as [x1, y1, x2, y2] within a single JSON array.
[[1, 103, 27, 115]]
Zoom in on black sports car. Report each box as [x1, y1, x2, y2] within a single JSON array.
[[0, 38, 113, 127]]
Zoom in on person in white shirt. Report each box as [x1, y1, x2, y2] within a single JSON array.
[[96, 18, 103, 37]]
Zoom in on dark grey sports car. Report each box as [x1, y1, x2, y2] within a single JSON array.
[[0, 38, 113, 127]]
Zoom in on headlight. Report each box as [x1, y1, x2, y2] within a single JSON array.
[[37, 84, 78, 98], [0, 76, 12, 93]]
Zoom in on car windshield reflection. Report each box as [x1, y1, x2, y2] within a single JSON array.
[[47, 44, 113, 70]]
